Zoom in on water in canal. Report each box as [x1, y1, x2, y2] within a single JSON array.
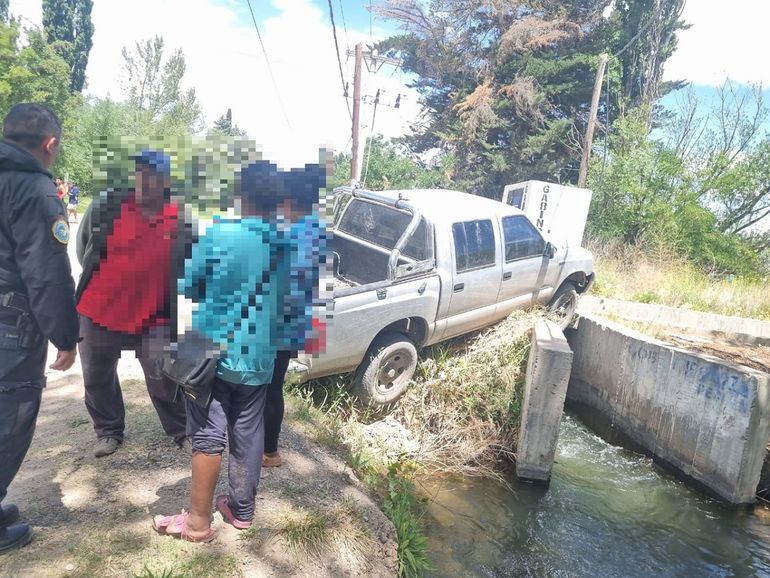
[[421, 414, 770, 577]]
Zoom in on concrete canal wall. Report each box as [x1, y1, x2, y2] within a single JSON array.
[[516, 320, 573, 483], [566, 313, 770, 504], [579, 296, 770, 346]]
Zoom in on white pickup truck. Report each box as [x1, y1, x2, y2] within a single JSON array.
[[290, 186, 594, 406]]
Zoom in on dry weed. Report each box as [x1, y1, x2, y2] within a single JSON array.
[[587, 237, 770, 320], [392, 309, 542, 481]]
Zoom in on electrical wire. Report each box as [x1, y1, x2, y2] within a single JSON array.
[[327, 0, 352, 119], [244, 0, 292, 130], [338, 0, 349, 47], [369, 0, 373, 42]]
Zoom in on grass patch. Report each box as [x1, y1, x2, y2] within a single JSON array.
[[588, 238, 770, 320], [266, 498, 376, 564], [383, 462, 432, 578], [132, 548, 238, 578], [279, 508, 329, 558], [68, 529, 150, 577]]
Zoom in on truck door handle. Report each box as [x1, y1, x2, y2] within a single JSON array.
[[453, 283, 464, 292], [503, 272, 512, 281]]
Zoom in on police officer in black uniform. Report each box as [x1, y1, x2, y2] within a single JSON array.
[[0, 103, 79, 554]]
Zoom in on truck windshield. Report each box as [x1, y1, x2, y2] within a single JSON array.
[[338, 199, 431, 261]]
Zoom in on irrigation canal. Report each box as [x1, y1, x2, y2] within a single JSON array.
[[420, 414, 770, 577]]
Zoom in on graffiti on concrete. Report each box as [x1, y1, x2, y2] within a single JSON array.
[[696, 364, 750, 414]]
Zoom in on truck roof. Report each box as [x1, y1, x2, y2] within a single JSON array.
[[364, 188, 525, 224]]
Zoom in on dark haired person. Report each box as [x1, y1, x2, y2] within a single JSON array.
[[66, 181, 79, 223], [55, 176, 66, 202], [75, 149, 188, 458], [0, 103, 79, 553], [153, 160, 290, 542], [263, 166, 327, 468]]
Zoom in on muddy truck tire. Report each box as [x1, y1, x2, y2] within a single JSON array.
[[353, 332, 418, 406]]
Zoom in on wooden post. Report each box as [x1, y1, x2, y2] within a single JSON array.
[[578, 53, 609, 188], [351, 43, 363, 184]]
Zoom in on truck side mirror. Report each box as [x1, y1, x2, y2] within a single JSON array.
[[545, 242, 556, 259]]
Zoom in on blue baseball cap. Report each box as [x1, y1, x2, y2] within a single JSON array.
[[131, 148, 171, 176]]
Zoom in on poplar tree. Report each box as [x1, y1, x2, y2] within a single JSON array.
[[42, 0, 94, 92]]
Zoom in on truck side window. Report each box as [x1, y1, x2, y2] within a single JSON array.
[[502, 215, 545, 262], [338, 199, 431, 260], [452, 219, 495, 272]]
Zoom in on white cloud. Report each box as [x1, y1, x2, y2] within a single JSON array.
[[663, 0, 770, 86], [8, 0, 421, 169]]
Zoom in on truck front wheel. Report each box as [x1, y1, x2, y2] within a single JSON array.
[[547, 281, 578, 330], [353, 332, 418, 406]]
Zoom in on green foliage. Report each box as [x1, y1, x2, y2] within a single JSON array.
[[382, 461, 432, 578], [361, 135, 450, 191], [42, 0, 93, 92], [375, 1, 676, 195], [0, 21, 73, 118], [587, 108, 764, 276], [329, 135, 453, 192], [0, 0, 8, 24], [612, 0, 687, 108], [121, 36, 203, 135], [209, 108, 246, 137], [90, 135, 262, 211]]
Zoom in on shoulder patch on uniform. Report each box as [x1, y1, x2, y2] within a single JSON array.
[[52, 218, 70, 244]]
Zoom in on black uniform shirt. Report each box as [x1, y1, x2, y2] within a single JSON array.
[[0, 139, 79, 351]]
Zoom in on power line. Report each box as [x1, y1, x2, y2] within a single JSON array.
[[244, 0, 292, 130], [327, 0, 352, 119], [337, 0, 349, 47], [369, 0, 373, 42]]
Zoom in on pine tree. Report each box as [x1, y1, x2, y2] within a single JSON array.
[[211, 108, 246, 137]]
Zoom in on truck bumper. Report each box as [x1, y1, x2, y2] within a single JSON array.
[[284, 359, 310, 386]]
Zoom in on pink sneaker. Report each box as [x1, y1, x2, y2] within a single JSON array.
[[215, 495, 252, 529]]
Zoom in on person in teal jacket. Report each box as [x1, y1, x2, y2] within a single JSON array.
[[153, 160, 289, 541]]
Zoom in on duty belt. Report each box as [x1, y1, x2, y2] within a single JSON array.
[[0, 292, 30, 314], [0, 291, 40, 349]]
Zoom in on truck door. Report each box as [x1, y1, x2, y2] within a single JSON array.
[[441, 218, 503, 339], [495, 215, 551, 317]]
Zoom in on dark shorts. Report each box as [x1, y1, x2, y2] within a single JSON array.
[[186, 377, 268, 520]]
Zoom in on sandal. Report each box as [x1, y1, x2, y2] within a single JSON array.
[[152, 511, 215, 543], [215, 495, 252, 529]]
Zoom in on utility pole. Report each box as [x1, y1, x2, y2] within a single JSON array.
[[578, 53, 609, 188], [351, 43, 363, 184], [347, 44, 403, 185]]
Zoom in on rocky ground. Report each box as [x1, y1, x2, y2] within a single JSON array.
[[0, 353, 398, 578]]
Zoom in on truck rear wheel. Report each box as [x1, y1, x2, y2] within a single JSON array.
[[547, 281, 578, 330], [353, 332, 418, 407]]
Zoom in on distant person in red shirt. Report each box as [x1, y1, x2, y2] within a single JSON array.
[[75, 149, 188, 458], [55, 177, 66, 202]]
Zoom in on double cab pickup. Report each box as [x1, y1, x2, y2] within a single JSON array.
[[290, 187, 594, 406]]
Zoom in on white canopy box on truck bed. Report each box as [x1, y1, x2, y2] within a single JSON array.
[[502, 180, 592, 248]]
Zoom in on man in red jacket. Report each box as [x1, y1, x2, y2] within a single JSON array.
[[76, 150, 188, 457]]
